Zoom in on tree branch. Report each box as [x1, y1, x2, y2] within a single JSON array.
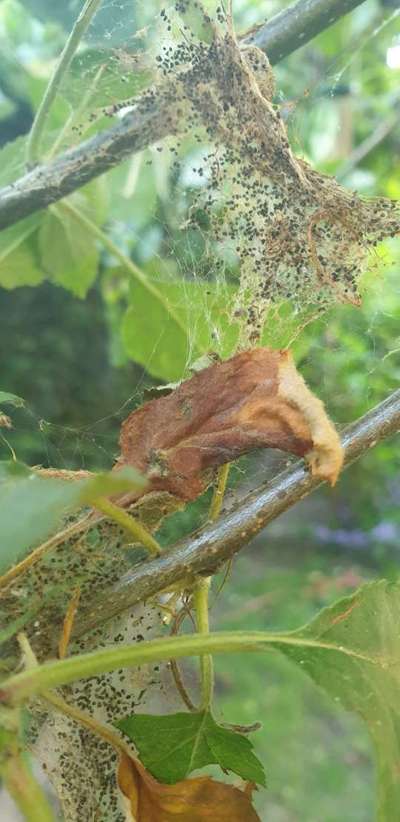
[[245, 0, 367, 63], [0, 0, 367, 232], [0, 101, 174, 232], [75, 388, 400, 638]]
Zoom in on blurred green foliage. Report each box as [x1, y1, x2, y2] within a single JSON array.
[[0, 0, 399, 818]]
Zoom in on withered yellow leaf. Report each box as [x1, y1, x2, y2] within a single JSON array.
[[117, 752, 261, 821]]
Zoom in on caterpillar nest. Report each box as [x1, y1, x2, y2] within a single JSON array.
[[147, 3, 399, 346]]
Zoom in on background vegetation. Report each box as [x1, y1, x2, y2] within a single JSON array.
[[1, 0, 399, 818]]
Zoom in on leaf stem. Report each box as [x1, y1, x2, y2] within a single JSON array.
[[2, 752, 55, 822], [26, 0, 103, 166], [0, 629, 379, 707], [60, 199, 192, 343], [193, 577, 214, 710], [0, 515, 94, 590], [42, 690, 133, 760], [93, 496, 161, 556], [58, 588, 81, 659], [209, 463, 230, 522]]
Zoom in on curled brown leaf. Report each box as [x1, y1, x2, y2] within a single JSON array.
[[117, 752, 260, 821], [117, 347, 343, 503]]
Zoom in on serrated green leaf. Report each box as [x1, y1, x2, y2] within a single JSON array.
[[0, 464, 146, 575], [38, 200, 99, 297], [116, 710, 266, 786], [121, 277, 237, 381], [0, 392, 25, 409], [274, 580, 400, 821]]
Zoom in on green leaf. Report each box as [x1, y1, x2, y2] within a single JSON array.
[[0, 461, 31, 480], [0, 215, 43, 290], [116, 710, 266, 786], [121, 280, 191, 382], [0, 245, 44, 290], [274, 581, 400, 821], [38, 199, 99, 297], [0, 464, 146, 575], [0, 392, 25, 409], [79, 466, 146, 502], [121, 277, 238, 381]]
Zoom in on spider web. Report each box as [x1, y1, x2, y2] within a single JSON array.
[[1, 6, 400, 820], [1, 0, 399, 485]]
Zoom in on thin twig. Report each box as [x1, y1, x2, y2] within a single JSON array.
[[169, 658, 197, 712], [26, 0, 103, 166]]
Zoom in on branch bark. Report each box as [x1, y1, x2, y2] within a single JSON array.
[[76, 388, 400, 638], [246, 0, 367, 63], [0, 0, 367, 232]]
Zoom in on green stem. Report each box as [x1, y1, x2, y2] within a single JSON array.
[[17, 632, 37, 669], [3, 752, 55, 822], [0, 515, 93, 590], [93, 496, 161, 556], [193, 577, 214, 710], [26, 0, 103, 166], [60, 200, 192, 343], [209, 463, 230, 522], [0, 630, 376, 706]]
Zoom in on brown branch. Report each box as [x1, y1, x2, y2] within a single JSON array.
[[0, 0, 367, 232], [75, 388, 400, 638]]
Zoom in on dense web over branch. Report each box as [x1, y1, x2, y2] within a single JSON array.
[[143, 3, 400, 346]]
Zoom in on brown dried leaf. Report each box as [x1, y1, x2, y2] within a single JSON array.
[[117, 752, 260, 821], [0, 413, 12, 428], [117, 348, 343, 502]]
